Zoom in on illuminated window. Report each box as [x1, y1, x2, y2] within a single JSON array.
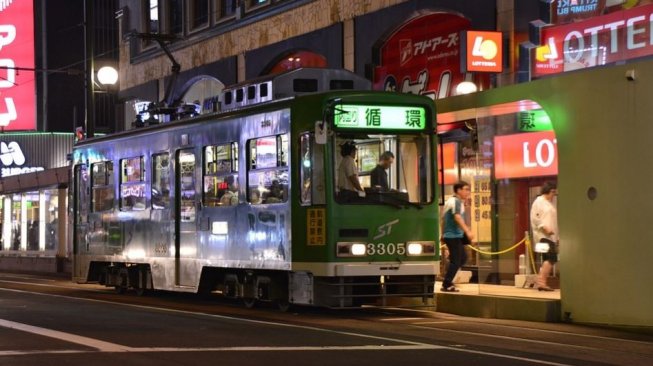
[[120, 157, 146, 211], [152, 153, 171, 210], [247, 134, 288, 204], [91, 162, 115, 212], [203, 143, 238, 206]]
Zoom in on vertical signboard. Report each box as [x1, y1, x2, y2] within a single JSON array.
[[463, 31, 503, 73], [0, 1, 35, 130]]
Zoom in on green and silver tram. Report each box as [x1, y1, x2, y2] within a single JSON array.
[[71, 69, 438, 308]]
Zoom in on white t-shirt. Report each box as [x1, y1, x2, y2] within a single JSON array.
[[530, 195, 558, 243], [337, 155, 358, 191]]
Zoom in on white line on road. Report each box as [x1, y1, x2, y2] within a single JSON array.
[[0, 319, 131, 352], [0, 287, 576, 365]]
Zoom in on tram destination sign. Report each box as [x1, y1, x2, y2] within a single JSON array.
[[333, 105, 426, 130]]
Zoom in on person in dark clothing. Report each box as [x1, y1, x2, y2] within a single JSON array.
[[370, 151, 395, 190]]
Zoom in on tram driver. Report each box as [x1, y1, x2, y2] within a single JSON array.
[[337, 141, 365, 201]]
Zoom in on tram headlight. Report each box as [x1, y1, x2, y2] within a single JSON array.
[[407, 243, 423, 255], [350, 243, 367, 256], [336, 242, 367, 257], [406, 241, 436, 256]]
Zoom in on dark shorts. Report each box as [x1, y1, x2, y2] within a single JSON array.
[[540, 238, 558, 264]]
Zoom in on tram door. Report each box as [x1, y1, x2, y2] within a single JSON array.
[[72, 165, 89, 282], [175, 149, 198, 287]]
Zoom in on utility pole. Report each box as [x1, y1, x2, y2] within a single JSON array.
[[84, 0, 95, 138]]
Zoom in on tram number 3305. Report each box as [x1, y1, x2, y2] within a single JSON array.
[[367, 242, 406, 256]]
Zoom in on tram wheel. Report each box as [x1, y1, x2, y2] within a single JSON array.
[[243, 297, 257, 309]]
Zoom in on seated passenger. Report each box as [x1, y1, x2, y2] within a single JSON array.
[[220, 175, 239, 206], [264, 180, 284, 204]]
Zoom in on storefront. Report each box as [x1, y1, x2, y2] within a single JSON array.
[[0, 133, 73, 273]]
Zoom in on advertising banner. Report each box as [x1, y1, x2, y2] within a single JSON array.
[[534, 3, 653, 76], [494, 131, 558, 179], [373, 12, 474, 99], [0, 1, 35, 130]]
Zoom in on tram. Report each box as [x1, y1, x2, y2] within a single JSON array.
[[71, 69, 439, 308]]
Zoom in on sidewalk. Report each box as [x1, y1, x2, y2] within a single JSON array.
[[436, 283, 562, 322]]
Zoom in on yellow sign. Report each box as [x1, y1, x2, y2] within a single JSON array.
[[307, 208, 326, 246]]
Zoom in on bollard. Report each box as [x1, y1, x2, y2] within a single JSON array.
[[518, 254, 526, 274]]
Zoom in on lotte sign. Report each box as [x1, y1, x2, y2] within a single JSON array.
[[494, 131, 558, 180], [534, 3, 653, 76], [0, 1, 35, 130]]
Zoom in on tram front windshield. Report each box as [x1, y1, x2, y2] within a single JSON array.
[[334, 133, 432, 205]]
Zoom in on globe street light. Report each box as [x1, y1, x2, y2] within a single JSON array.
[[97, 66, 118, 85]]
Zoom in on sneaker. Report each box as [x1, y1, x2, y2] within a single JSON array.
[[440, 285, 459, 292]]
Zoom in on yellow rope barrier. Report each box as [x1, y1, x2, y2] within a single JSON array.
[[465, 238, 525, 256], [439, 234, 540, 274]]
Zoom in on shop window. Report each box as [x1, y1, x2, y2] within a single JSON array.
[[187, 0, 209, 32], [25, 191, 39, 251], [247, 134, 289, 204], [91, 162, 115, 212], [43, 189, 59, 251], [120, 157, 146, 211], [152, 153, 171, 209], [203, 143, 239, 206]]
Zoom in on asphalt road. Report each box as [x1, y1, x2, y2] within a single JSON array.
[[0, 272, 651, 366]]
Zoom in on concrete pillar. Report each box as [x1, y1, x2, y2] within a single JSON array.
[[343, 18, 355, 72]]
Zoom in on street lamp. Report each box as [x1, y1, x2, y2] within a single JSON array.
[[97, 66, 118, 85]]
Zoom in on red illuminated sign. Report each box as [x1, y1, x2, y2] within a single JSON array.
[[437, 142, 458, 184], [464, 31, 503, 73], [534, 3, 653, 77], [0, 1, 35, 130], [494, 131, 558, 179], [373, 12, 489, 99]]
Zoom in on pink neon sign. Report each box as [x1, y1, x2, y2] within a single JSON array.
[[0, 1, 35, 130]]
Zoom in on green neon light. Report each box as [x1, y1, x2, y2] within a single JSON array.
[[518, 110, 552, 132], [334, 105, 426, 130]]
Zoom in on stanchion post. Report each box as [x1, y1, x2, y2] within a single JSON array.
[[524, 231, 532, 274]]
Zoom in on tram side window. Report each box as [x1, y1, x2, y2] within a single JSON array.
[[248, 134, 289, 204], [152, 153, 171, 210], [91, 162, 115, 212], [120, 157, 146, 211], [203, 143, 239, 207], [300, 133, 311, 205]]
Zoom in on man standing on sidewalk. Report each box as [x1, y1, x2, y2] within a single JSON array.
[[440, 181, 474, 292]]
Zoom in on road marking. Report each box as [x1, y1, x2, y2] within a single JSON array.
[[412, 321, 456, 325], [0, 287, 597, 365], [0, 319, 131, 352]]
